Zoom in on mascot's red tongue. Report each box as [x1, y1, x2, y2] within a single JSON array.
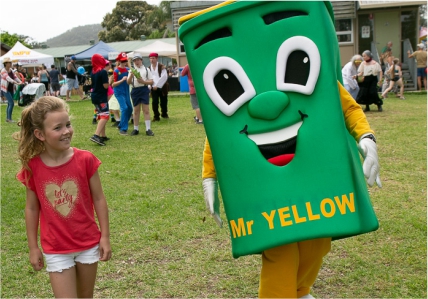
[[268, 154, 295, 166]]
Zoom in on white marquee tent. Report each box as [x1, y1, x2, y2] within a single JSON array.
[[0, 41, 54, 67], [128, 40, 177, 59]]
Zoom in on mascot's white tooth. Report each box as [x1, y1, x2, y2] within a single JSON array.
[[247, 121, 303, 145]]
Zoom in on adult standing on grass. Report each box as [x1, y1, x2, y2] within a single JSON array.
[[181, 64, 203, 124], [112, 52, 132, 135], [148, 52, 169, 121], [89, 54, 111, 146], [38, 65, 50, 96], [1, 57, 22, 123], [407, 43, 427, 91], [15, 96, 111, 298], [341, 55, 362, 100], [128, 54, 154, 136], [66, 56, 86, 101], [48, 65, 62, 97], [356, 50, 383, 112]]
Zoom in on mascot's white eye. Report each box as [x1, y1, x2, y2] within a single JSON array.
[[203, 57, 256, 116], [276, 36, 320, 95]]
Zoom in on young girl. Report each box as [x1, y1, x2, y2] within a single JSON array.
[[381, 57, 405, 100], [108, 69, 121, 127], [15, 96, 111, 298]]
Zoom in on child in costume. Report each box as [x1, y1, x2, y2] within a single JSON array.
[[108, 68, 121, 127], [112, 52, 132, 135], [178, 1, 381, 298], [15, 96, 111, 298], [127, 53, 155, 136], [90, 54, 111, 146]]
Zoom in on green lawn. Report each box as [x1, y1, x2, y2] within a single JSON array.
[[1, 92, 426, 298]]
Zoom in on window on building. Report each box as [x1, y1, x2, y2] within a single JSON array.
[[335, 19, 353, 44], [179, 41, 185, 54]]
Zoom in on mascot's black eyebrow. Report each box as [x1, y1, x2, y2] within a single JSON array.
[[195, 27, 232, 49], [263, 11, 308, 25]]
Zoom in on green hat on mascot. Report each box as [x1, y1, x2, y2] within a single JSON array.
[[179, 1, 378, 258]]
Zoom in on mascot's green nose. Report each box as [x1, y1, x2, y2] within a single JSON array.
[[247, 91, 290, 120]]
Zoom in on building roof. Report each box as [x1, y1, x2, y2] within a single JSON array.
[[358, 0, 426, 9], [35, 45, 92, 58], [36, 38, 176, 58]]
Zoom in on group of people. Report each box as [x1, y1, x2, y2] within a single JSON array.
[[28, 64, 63, 97], [89, 51, 171, 146], [342, 50, 384, 112], [342, 41, 427, 112]]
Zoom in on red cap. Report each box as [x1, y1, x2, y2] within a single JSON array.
[[116, 52, 128, 62], [105, 59, 110, 65], [149, 52, 158, 58]]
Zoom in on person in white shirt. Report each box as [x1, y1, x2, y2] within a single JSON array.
[[127, 54, 154, 136], [341, 55, 362, 100], [148, 52, 169, 121]]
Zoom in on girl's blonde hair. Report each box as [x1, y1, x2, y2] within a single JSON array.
[[14, 96, 69, 178]]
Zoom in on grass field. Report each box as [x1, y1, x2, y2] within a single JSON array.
[[1, 92, 426, 298]]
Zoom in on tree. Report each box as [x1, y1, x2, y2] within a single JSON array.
[[98, 1, 171, 42], [0, 31, 33, 48]]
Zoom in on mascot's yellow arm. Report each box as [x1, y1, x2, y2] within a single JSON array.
[[202, 81, 374, 179]]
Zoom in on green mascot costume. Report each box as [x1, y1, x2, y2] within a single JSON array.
[[179, 1, 381, 297]]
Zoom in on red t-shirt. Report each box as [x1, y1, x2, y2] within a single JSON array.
[[17, 148, 102, 254]]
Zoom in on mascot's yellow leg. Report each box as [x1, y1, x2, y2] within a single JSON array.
[[259, 238, 331, 298]]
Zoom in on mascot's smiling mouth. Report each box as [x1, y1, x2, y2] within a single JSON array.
[[247, 121, 303, 166]]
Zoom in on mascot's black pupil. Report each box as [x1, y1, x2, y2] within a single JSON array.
[[214, 70, 244, 105], [284, 50, 310, 86]]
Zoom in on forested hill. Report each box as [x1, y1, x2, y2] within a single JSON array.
[[46, 24, 103, 47]]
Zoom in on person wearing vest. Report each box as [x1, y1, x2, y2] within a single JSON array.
[[148, 52, 169, 121], [127, 54, 155, 136], [66, 56, 86, 101]]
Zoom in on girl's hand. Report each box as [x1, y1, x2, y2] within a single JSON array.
[[99, 236, 112, 262], [29, 247, 44, 271]]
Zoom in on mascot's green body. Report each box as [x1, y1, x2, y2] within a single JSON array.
[[179, 1, 378, 258], [180, 1, 378, 257]]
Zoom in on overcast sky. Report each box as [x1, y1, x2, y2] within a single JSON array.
[[0, 0, 162, 43]]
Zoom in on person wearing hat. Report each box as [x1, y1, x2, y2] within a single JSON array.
[[1, 57, 23, 122], [408, 43, 427, 91], [148, 52, 169, 121], [127, 54, 154, 136], [112, 52, 132, 135], [89, 54, 111, 146], [66, 55, 87, 101], [13, 61, 26, 86]]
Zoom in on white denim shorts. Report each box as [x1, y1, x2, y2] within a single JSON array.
[[43, 244, 100, 272]]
